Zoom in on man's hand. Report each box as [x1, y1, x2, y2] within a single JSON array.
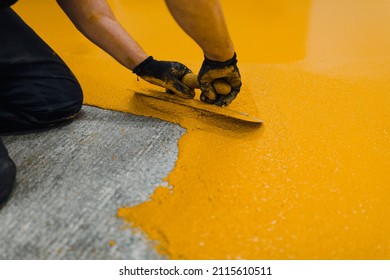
[[133, 56, 195, 99], [198, 53, 241, 106]]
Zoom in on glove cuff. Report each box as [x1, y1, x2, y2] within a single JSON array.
[[132, 56, 154, 75], [204, 52, 237, 67]]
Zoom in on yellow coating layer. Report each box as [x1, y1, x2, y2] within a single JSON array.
[[15, 0, 390, 259]]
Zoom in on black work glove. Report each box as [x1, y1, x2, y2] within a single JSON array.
[[198, 53, 242, 106], [133, 56, 195, 99]]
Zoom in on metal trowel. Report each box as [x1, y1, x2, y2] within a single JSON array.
[[135, 73, 263, 124]]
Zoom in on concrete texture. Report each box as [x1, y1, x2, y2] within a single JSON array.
[[0, 105, 185, 259]]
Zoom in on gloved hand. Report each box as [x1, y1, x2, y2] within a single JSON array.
[[133, 56, 195, 99], [198, 53, 242, 106]]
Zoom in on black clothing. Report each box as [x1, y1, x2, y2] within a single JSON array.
[[0, 7, 83, 204], [0, 0, 18, 9], [0, 8, 83, 133]]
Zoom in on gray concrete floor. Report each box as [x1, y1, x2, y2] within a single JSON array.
[[0, 106, 185, 259]]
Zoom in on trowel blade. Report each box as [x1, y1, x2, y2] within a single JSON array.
[[135, 89, 263, 124]]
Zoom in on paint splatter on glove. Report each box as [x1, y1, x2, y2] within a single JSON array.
[[198, 53, 242, 106], [133, 56, 195, 99]]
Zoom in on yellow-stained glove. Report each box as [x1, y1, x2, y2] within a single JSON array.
[[198, 53, 242, 106], [133, 56, 195, 99]]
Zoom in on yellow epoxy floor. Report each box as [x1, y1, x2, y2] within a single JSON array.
[[15, 0, 390, 259]]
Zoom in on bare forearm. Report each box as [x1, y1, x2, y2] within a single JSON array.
[[165, 0, 235, 61], [57, 0, 147, 70]]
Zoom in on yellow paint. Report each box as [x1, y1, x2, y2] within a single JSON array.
[[15, 0, 390, 259]]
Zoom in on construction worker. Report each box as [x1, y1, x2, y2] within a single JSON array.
[[0, 0, 241, 205]]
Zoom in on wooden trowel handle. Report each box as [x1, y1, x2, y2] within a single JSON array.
[[182, 73, 231, 95]]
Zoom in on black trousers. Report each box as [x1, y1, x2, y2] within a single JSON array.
[[0, 8, 83, 204], [0, 8, 83, 132]]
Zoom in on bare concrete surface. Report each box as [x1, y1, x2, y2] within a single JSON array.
[[0, 105, 185, 259]]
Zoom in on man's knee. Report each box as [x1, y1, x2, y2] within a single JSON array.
[[0, 6, 83, 132], [0, 76, 83, 132], [36, 77, 84, 124]]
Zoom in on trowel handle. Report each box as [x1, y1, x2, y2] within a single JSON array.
[[182, 73, 231, 95], [182, 73, 201, 89]]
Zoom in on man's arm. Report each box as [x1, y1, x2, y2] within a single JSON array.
[[165, 0, 234, 62], [56, 0, 194, 98], [56, 0, 147, 70], [165, 0, 241, 106]]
